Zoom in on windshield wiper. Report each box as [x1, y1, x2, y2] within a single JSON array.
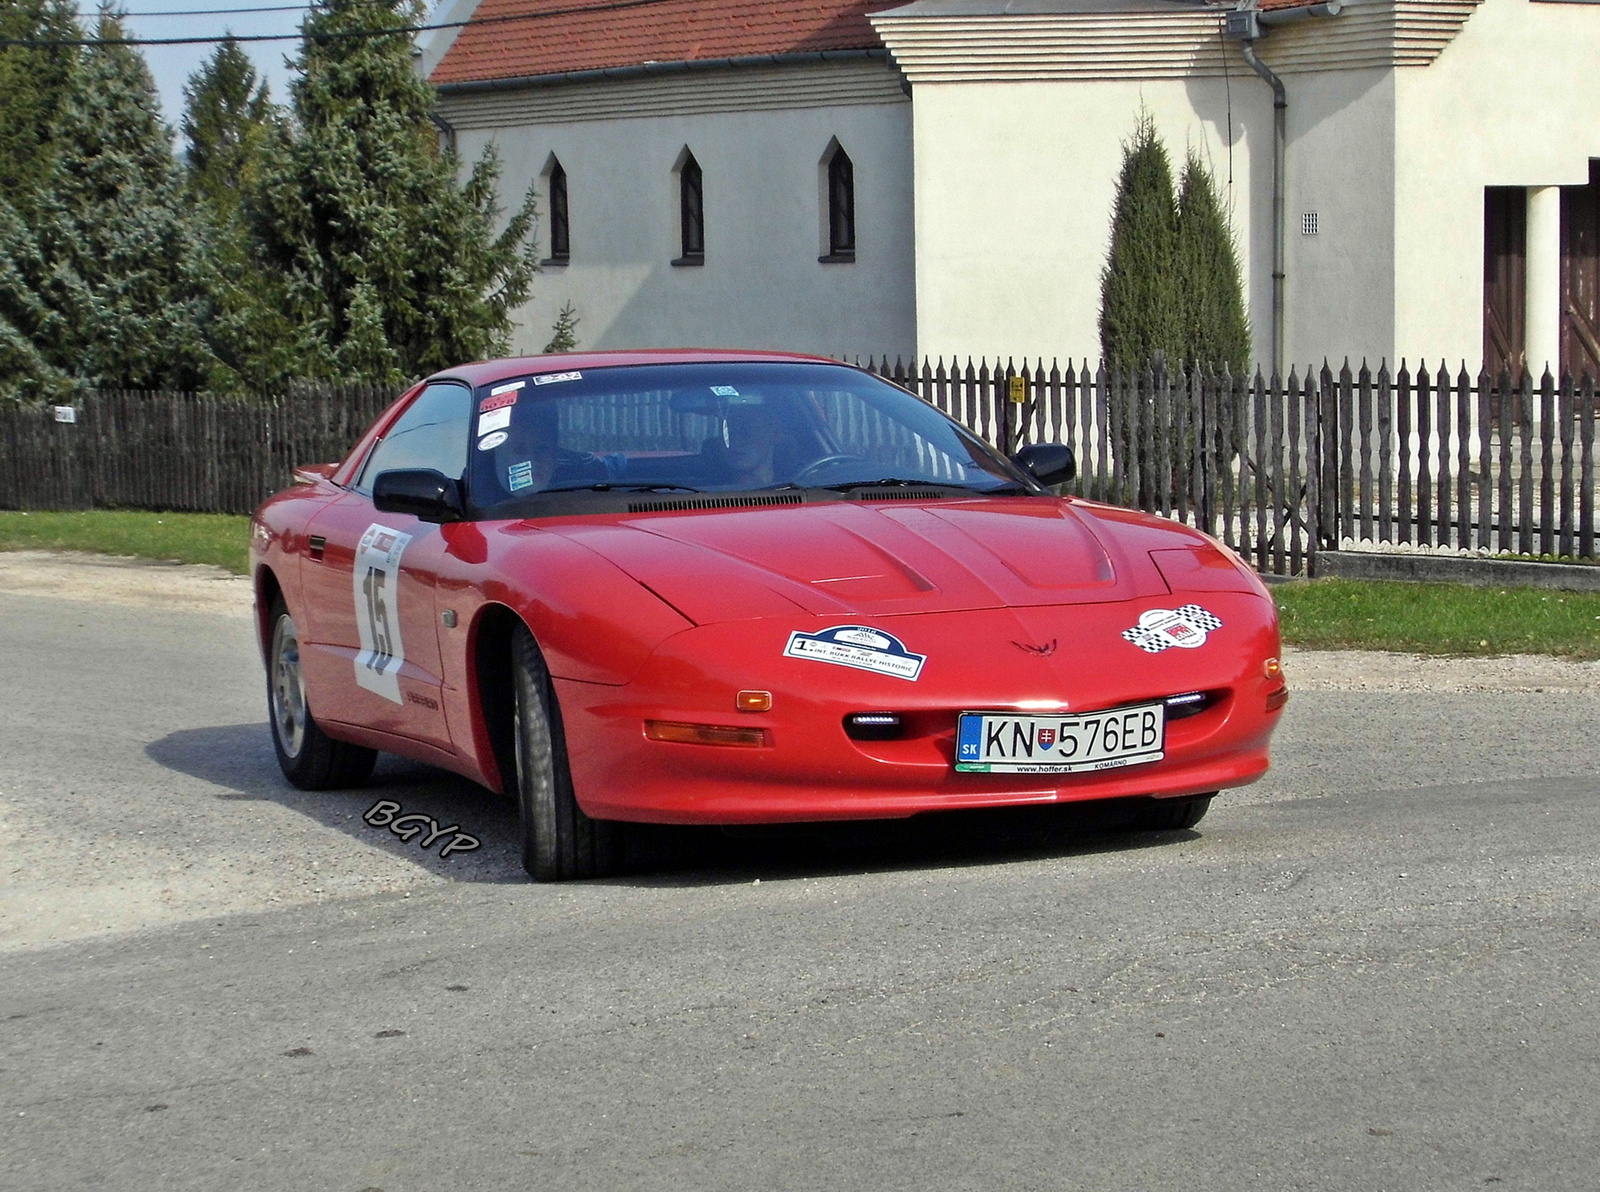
[[540, 482, 702, 494], [822, 477, 1024, 494]]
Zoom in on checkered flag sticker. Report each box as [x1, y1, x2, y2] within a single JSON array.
[[1121, 604, 1223, 653]]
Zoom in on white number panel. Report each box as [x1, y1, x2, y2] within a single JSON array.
[[352, 523, 413, 703]]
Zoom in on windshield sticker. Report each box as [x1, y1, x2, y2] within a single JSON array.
[[488, 380, 524, 398], [711, 385, 740, 397], [477, 430, 508, 451], [1121, 605, 1223, 654], [477, 406, 512, 436], [353, 524, 413, 703], [533, 370, 581, 386], [508, 460, 535, 491], [480, 389, 519, 413], [784, 624, 926, 681]]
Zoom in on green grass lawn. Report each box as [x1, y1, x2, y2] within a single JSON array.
[[1273, 577, 1600, 660], [5, 510, 1600, 658], [0, 510, 251, 574]]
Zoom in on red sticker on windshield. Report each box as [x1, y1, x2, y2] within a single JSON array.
[[480, 389, 519, 413]]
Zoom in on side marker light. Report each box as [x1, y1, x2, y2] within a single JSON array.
[[645, 720, 769, 748], [1264, 657, 1282, 681], [736, 690, 773, 712]]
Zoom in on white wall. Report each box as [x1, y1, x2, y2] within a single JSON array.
[[908, 78, 1270, 365], [453, 98, 917, 360], [1395, 0, 1600, 370]]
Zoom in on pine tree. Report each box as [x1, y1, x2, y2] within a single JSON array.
[[181, 37, 289, 390], [0, 0, 80, 214], [1176, 150, 1250, 372], [250, 0, 539, 386], [183, 35, 275, 223], [1098, 111, 1182, 375], [543, 301, 580, 353], [0, 11, 215, 398]]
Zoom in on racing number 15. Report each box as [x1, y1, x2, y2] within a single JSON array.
[[361, 564, 393, 675]]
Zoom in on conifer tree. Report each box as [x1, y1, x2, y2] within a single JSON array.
[[0, 11, 214, 398], [181, 37, 289, 389], [1098, 111, 1182, 375], [0, 0, 80, 213], [251, 0, 538, 386], [1176, 150, 1250, 372], [543, 301, 580, 353]]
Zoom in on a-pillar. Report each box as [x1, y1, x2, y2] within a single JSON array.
[[1526, 185, 1562, 377]]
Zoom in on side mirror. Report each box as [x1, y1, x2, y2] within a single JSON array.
[[1012, 442, 1076, 487], [372, 469, 465, 524]]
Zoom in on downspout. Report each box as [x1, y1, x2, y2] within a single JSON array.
[[1237, 40, 1287, 379], [1224, 3, 1342, 378]]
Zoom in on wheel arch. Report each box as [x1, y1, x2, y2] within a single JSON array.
[[254, 564, 284, 662], [470, 601, 525, 796]]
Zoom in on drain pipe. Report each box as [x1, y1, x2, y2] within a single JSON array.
[[1224, 3, 1341, 378], [1238, 38, 1287, 379]]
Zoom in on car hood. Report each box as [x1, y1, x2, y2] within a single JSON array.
[[545, 498, 1177, 624]]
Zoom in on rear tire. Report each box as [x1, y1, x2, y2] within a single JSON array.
[[511, 623, 621, 881], [267, 596, 377, 790], [1132, 794, 1214, 832]]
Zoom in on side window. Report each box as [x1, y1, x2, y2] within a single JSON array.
[[357, 382, 472, 493], [821, 140, 855, 263]]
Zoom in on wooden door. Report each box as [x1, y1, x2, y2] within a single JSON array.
[[1561, 159, 1600, 382], [1483, 186, 1526, 383]]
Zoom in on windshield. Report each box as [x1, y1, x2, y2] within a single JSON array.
[[466, 361, 1031, 513]]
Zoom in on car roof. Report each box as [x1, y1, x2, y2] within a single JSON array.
[[429, 349, 851, 389]]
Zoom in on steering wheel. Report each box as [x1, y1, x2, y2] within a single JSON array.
[[792, 453, 877, 485]]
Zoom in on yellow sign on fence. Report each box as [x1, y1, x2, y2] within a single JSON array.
[[1007, 375, 1027, 404]]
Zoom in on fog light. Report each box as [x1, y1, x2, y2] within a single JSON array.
[[736, 690, 772, 712], [1163, 691, 1213, 720], [645, 720, 769, 747], [844, 712, 903, 741], [1264, 657, 1282, 681]]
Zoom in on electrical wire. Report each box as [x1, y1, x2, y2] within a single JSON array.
[[124, 4, 309, 15], [0, 0, 675, 47]]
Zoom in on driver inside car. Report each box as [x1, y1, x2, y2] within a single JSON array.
[[723, 401, 785, 489]]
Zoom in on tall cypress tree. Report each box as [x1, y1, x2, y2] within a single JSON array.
[[0, 0, 80, 214], [1176, 150, 1250, 372], [181, 37, 288, 389], [0, 11, 214, 398], [250, 0, 538, 385], [1098, 111, 1182, 375]]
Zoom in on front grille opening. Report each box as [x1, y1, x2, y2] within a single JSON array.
[[844, 711, 904, 741], [1164, 690, 1221, 721]]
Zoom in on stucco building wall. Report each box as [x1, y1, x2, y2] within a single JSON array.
[[444, 68, 917, 360]]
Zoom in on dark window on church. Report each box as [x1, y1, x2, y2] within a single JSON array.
[[824, 147, 856, 262], [676, 152, 704, 265], [546, 159, 569, 264]]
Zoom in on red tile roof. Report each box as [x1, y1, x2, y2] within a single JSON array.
[[430, 0, 900, 87]]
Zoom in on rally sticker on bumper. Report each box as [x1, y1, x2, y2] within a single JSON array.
[[1121, 604, 1223, 653], [783, 625, 926, 681]]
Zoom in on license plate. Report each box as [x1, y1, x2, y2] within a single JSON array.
[[955, 703, 1165, 774]]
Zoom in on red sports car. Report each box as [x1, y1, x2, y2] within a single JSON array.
[[251, 350, 1287, 880]]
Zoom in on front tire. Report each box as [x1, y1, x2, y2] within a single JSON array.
[[267, 596, 377, 790], [511, 623, 620, 881]]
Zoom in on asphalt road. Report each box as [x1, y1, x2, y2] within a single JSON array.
[[2, 587, 1598, 1190]]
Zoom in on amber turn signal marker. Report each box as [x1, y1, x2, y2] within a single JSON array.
[[736, 690, 773, 712], [1263, 657, 1282, 681], [645, 720, 769, 748]]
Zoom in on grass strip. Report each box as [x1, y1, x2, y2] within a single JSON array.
[[0, 510, 251, 575], [1274, 577, 1600, 660]]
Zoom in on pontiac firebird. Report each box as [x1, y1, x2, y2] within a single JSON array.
[[250, 350, 1287, 880]]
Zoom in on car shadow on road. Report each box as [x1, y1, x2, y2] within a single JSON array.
[[144, 722, 526, 884], [145, 723, 1203, 889]]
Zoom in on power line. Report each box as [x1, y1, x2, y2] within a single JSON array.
[[124, 5, 310, 16], [0, 0, 674, 47]]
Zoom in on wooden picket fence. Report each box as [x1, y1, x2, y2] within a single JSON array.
[[0, 383, 398, 516], [4, 360, 1598, 577]]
